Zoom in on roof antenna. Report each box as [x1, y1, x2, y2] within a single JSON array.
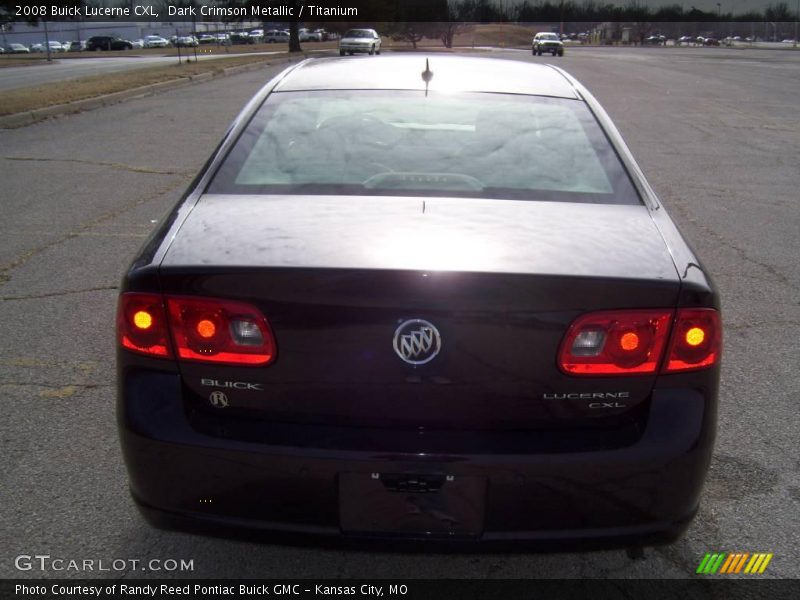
[[421, 58, 433, 97]]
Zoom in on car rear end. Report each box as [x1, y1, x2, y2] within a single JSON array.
[[339, 30, 377, 55], [117, 57, 720, 547]]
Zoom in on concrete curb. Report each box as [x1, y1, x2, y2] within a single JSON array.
[[0, 56, 298, 129]]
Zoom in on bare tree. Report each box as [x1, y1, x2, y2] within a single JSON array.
[[438, 0, 468, 48], [390, 23, 439, 49]]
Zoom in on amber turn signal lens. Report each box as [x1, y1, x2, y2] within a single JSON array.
[[663, 308, 721, 373], [685, 327, 705, 347], [117, 293, 171, 358], [133, 310, 153, 330]]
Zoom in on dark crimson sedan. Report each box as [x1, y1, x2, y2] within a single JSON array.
[[117, 56, 721, 550]]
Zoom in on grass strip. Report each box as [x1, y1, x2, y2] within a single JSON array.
[[0, 54, 287, 117]]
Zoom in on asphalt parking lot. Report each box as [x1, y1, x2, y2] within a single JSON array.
[[1, 47, 798, 580]]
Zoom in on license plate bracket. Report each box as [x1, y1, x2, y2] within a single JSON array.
[[339, 472, 486, 538]]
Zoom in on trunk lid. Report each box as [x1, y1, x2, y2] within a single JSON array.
[[160, 195, 679, 431]]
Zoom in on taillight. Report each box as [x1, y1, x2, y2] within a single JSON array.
[[663, 308, 721, 373], [166, 296, 276, 366], [558, 309, 673, 376], [118, 293, 172, 358]]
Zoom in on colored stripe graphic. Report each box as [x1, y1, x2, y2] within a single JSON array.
[[758, 554, 773, 573], [720, 553, 737, 574], [734, 553, 750, 573], [697, 552, 772, 575], [710, 553, 727, 574], [696, 553, 712, 574]]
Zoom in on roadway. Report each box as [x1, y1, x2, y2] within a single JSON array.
[[0, 46, 798, 579]]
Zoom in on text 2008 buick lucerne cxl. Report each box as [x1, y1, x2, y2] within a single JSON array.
[[117, 56, 721, 549]]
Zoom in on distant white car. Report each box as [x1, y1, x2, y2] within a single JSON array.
[[264, 30, 289, 43], [299, 29, 322, 42], [131, 39, 144, 49], [144, 35, 169, 49], [6, 43, 30, 54], [532, 32, 565, 56], [175, 36, 199, 47], [63, 41, 85, 52], [339, 28, 381, 55], [250, 29, 264, 43]]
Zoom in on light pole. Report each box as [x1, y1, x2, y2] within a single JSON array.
[[44, 19, 52, 62]]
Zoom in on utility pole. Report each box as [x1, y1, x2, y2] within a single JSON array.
[[44, 19, 52, 62]]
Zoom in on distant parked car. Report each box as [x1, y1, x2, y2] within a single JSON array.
[[6, 43, 30, 54], [644, 35, 666, 45], [339, 28, 382, 55], [676, 36, 694, 46], [175, 36, 198, 48], [197, 35, 216, 45], [264, 30, 289, 43], [64, 41, 85, 52], [87, 36, 133, 51], [532, 32, 564, 56], [703, 37, 720, 46], [249, 29, 264, 43], [228, 31, 251, 45], [131, 39, 144, 49], [300, 28, 322, 42], [143, 35, 169, 49]]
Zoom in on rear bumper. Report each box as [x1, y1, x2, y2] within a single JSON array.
[[535, 44, 563, 53], [118, 371, 715, 547], [340, 44, 374, 53]]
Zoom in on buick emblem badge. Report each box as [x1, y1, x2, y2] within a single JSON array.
[[393, 319, 441, 365]]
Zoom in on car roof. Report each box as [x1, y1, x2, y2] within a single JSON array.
[[274, 56, 579, 99]]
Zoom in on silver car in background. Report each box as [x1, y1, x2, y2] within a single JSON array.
[[339, 28, 381, 56]]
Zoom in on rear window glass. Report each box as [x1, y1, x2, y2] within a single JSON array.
[[344, 30, 373, 38], [208, 90, 640, 205]]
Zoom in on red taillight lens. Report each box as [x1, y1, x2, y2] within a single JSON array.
[[118, 293, 172, 357], [559, 309, 673, 376], [663, 308, 721, 373], [166, 296, 276, 366]]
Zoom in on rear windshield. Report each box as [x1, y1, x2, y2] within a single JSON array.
[[344, 30, 373, 38], [208, 90, 641, 205]]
